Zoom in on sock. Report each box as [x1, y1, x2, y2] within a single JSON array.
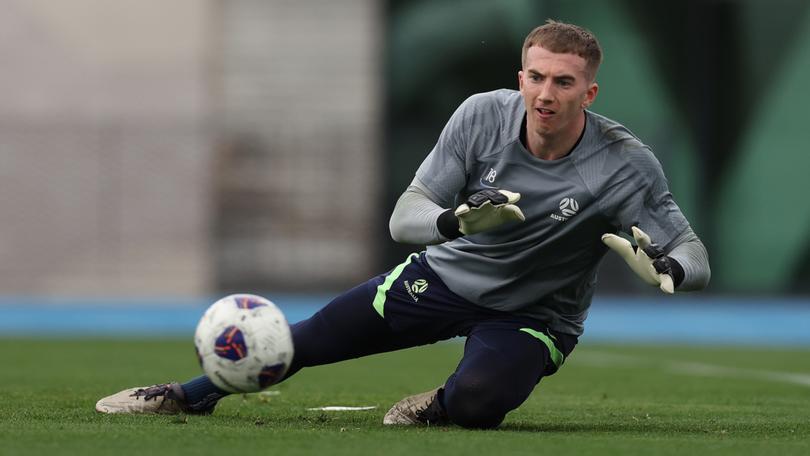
[[180, 375, 229, 411], [437, 386, 448, 410]]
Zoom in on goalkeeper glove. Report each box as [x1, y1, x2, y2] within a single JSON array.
[[601, 226, 676, 294], [453, 189, 525, 235]]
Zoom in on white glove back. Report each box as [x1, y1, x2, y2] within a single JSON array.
[[454, 189, 525, 236]]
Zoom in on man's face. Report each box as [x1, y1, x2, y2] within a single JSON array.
[[518, 45, 598, 139]]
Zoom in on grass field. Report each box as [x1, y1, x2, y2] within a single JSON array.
[[2, 339, 809, 455]]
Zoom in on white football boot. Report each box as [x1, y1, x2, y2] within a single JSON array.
[[383, 386, 449, 426], [95, 383, 193, 414]]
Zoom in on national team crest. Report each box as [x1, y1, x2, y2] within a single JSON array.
[[550, 197, 580, 222], [559, 198, 579, 217]]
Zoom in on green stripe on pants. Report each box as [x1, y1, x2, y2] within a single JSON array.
[[372, 253, 418, 318], [519, 328, 565, 368]]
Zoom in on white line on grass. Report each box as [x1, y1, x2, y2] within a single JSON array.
[[667, 361, 810, 387], [573, 351, 810, 388], [306, 406, 377, 411]]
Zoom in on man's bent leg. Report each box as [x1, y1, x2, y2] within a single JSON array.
[[383, 326, 564, 428], [441, 327, 559, 429]]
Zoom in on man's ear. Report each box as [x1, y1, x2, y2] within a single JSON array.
[[582, 82, 599, 109]]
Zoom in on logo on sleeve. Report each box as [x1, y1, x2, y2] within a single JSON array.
[[550, 197, 580, 222], [479, 168, 498, 188]]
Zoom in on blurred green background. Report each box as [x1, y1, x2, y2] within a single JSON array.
[[1, 0, 808, 298]]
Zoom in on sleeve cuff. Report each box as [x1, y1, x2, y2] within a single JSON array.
[[437, 209, 463, 240], [668, 256, 685, 288]]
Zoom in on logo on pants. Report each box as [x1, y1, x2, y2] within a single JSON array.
[[411, 279, 428, 293], [403, 279, 428, 301]]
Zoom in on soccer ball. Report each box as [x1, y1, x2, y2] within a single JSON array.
[[194, 294, 294, 393]]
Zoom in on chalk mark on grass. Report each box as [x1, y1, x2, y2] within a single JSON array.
[[574, 351, 810, 388]]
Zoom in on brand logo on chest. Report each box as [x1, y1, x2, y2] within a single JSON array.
[[550, 197, 580, 222]]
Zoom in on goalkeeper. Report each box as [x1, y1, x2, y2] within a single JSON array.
[[96, 20, 710, 428]]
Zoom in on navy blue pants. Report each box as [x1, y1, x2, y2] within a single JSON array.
[[282, 253, 578, 428]]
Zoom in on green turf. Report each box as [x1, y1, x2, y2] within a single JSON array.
[[1, 339, 808, 455]]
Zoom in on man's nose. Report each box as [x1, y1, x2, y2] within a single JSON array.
[[537, 80, 554, 103]]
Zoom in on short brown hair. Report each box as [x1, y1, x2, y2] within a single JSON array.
[[522, 20, 603, 80]]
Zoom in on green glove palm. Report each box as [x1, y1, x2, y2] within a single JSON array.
[[454, 189, 525, 235], [601, 226, 675, 294]]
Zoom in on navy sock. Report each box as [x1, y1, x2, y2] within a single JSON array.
[[180, 375, 229, 410], [437, 386, 448, 410]]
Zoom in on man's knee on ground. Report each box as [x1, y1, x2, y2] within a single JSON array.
[[443, 373, 509, 429]]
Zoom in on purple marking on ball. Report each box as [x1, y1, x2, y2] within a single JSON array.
[[214, 325, 249, 361], [235, 296, 268, 309]]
